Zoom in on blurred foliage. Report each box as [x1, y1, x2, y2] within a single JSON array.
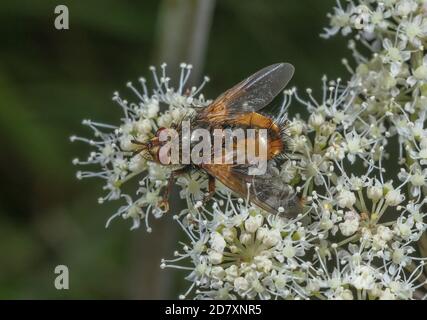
[[0, 0, 347, 298]]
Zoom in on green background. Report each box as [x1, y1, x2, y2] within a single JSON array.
[[0, 0, 347, 299]]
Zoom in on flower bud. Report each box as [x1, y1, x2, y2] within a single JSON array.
[[309, 113, 325, 130], [210, 232, 226, 253], [337, 190, 356, 208], [367, 184, 383, 201], [385, 189, 404, 206], [208, 249, 223, 265], [136, 118, 152, 134], [244, 214, 263, 233], [234, 277, 249, 292]]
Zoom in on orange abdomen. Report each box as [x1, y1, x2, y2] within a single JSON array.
[[233, 112, 284, 160]]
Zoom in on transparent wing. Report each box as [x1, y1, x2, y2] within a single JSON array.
[[196, 63, 294, 125], [202, 162, 302, 217]]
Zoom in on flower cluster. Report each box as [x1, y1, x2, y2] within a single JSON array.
[[161, 198, 317, 299], [163, 123, 427, 299], [71, 63, 210, 231], [72, 0, 427, 299]]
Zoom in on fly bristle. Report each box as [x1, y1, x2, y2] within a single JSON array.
[[275, 116, 295, 161]]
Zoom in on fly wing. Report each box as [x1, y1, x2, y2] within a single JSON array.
[[202, 162, 302, 218], [196, 63, 294, 125]]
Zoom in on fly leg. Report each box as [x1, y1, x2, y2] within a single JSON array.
[[130, 138, 150, 157], [202, 175, 216, 205], [158, 168, 188, 212]]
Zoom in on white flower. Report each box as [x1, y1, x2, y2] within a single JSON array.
[[367, 181, 383, 202], [339, 211, 360, 236], [211, 268, 225, 283], [135, 118, 153, 133], [128, 154, 147, 172], [261, 229, 282, 247], [337, 190, 357, 209], [208, 249, 223, 265], [351, 265, 376, 290], [394, 221, 412, 239], [177, 172, 207, 201], [398, 164, 427, 197], [382, 39, 410, 76], [308, 112, 325, 130], [323, 4, 354, 37], [392, 247, 406, 265], [146, 99, 160, 118], [288, 118, 306, 136], [282, 242, 297, 259], [407, 55, 427, 86], [222, 227, 236, 242], [333, 287, 354, 300], [396, 0, 418, 17], [210, 232, 226, 253], [379, 288, 396, 300], [342, 130, 367, 163], [234, 277, 250, 293], [400, 15, 427, 46], [244, 214, 264, 233], [385, 189, 404, 206], [377, 225, 393, 242], [254, 255, 273, 273]]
